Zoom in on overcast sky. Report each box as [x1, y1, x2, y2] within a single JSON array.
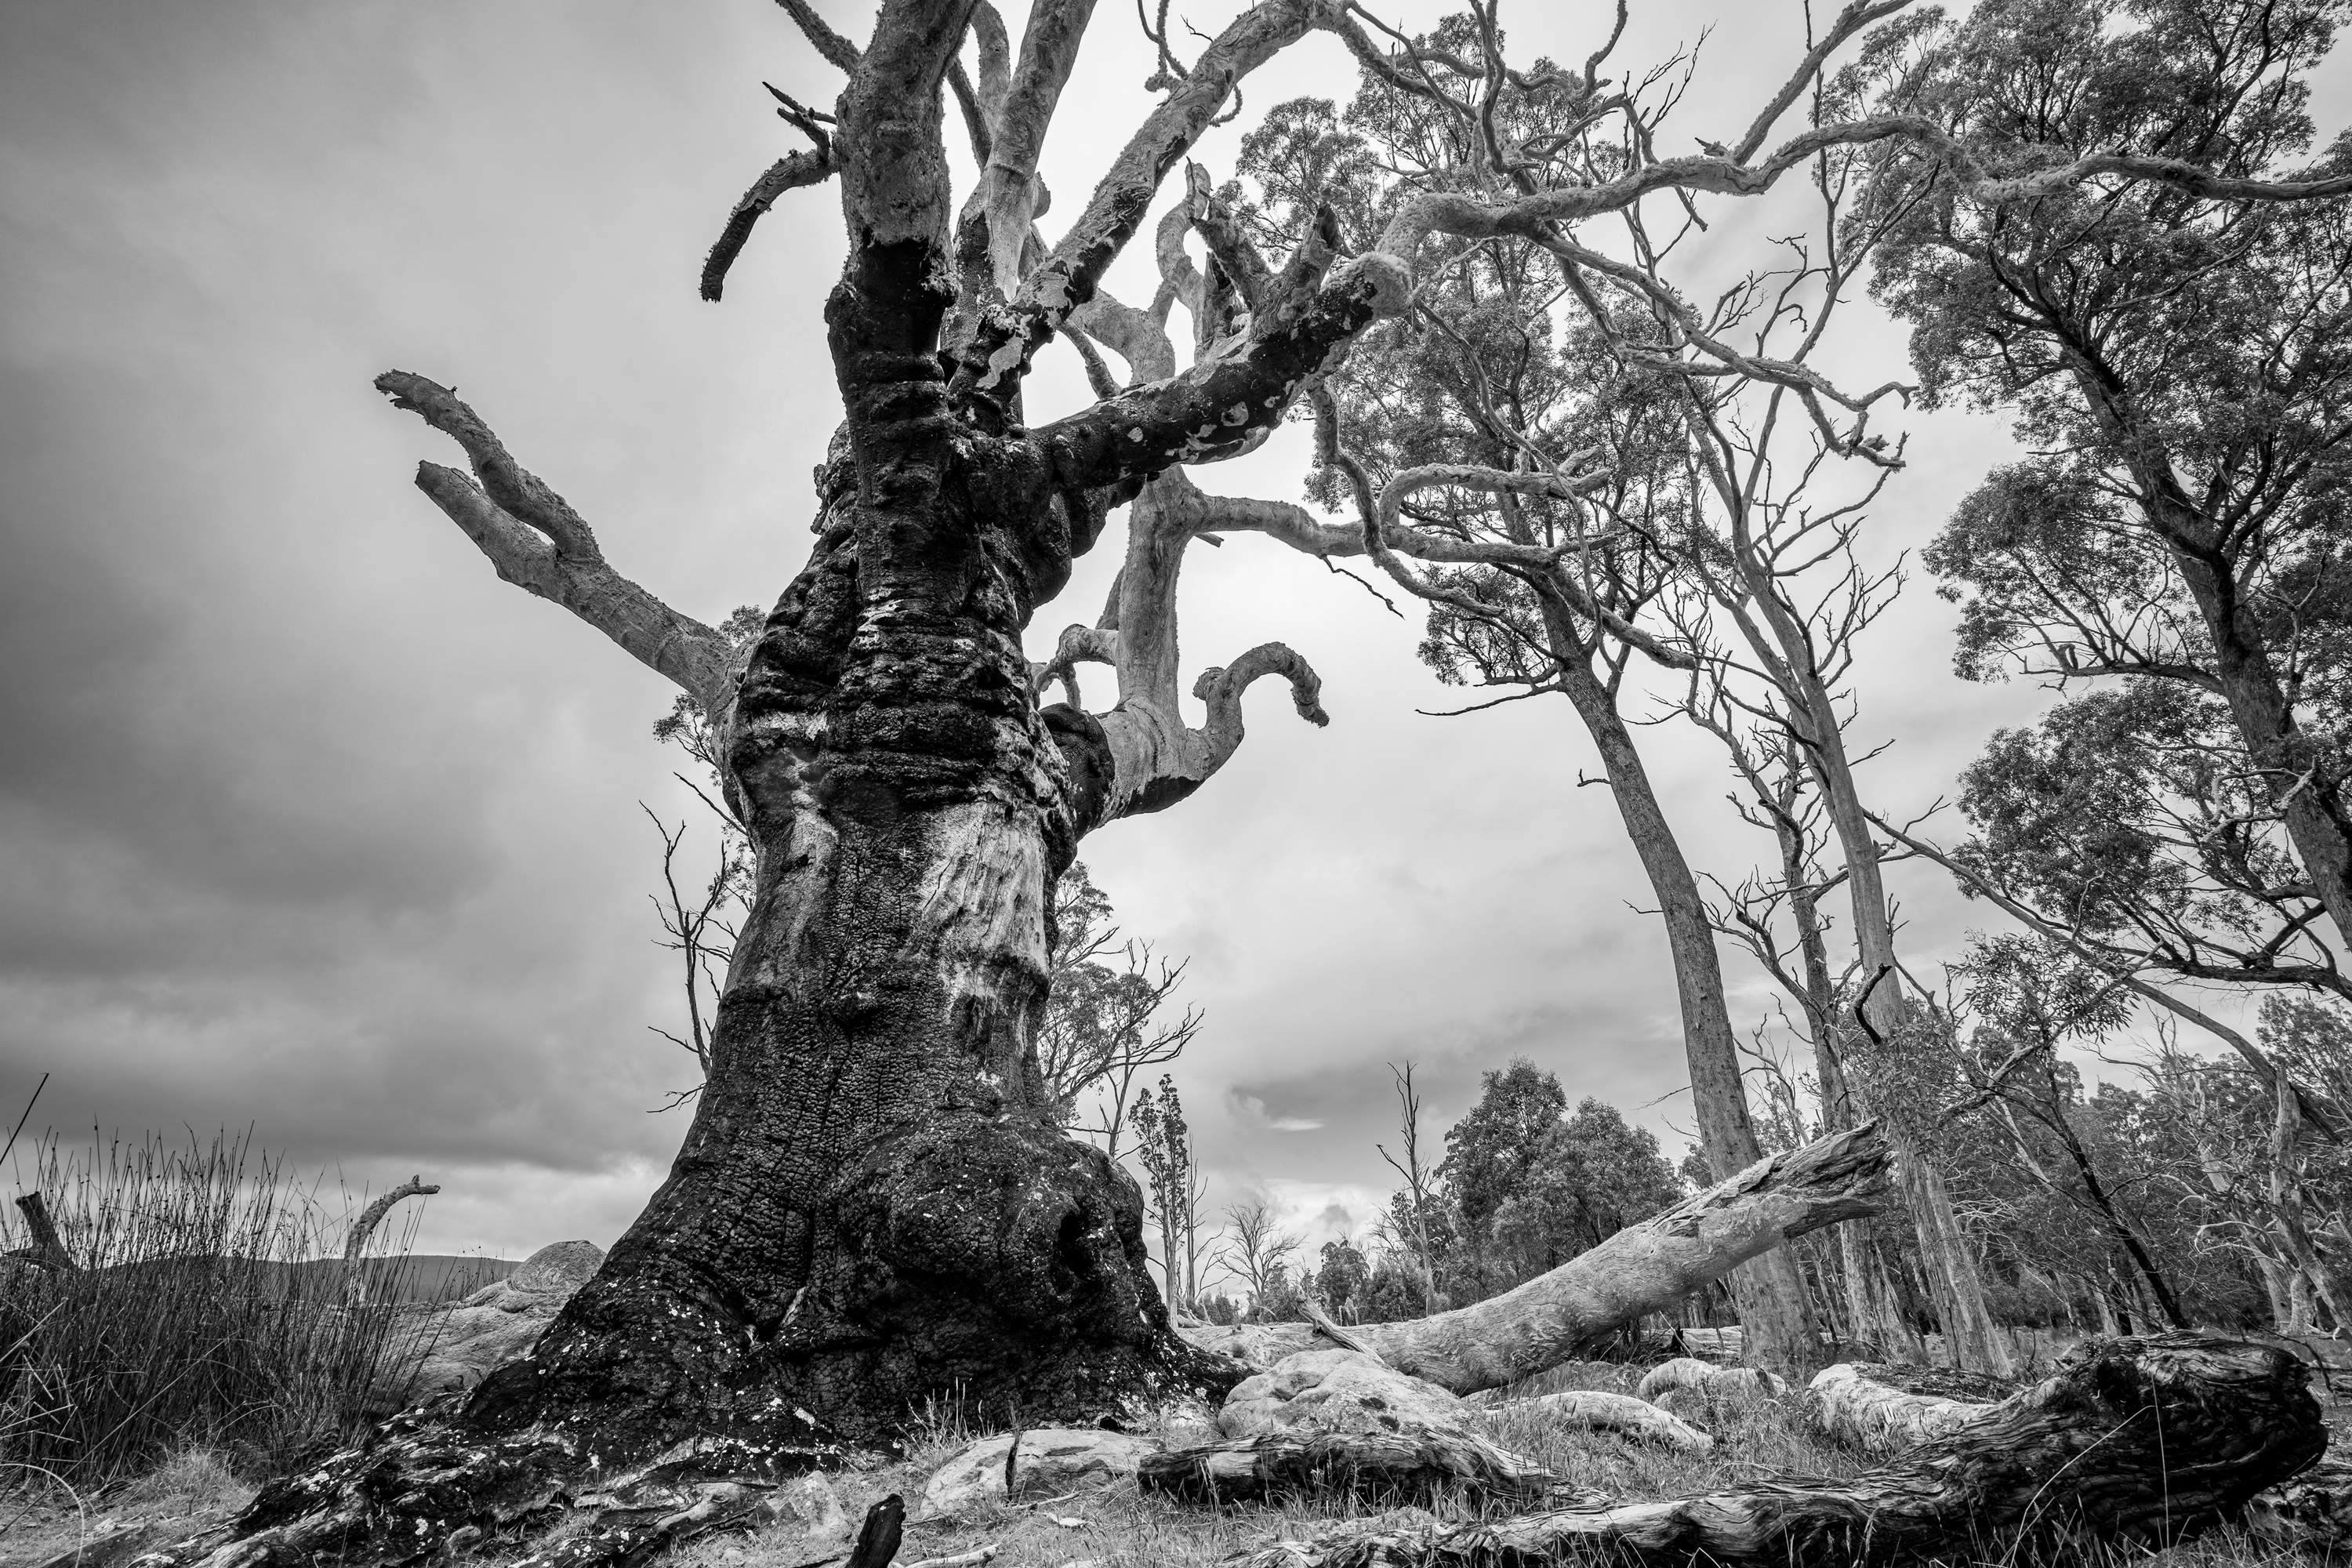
[[4, 1, 2344, 1266]]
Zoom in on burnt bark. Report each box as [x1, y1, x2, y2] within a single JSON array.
[[1139, 1428, 1562, 1506]]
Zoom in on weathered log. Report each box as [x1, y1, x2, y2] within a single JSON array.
[[1239, 1335, 2325, 1567], [1635, 1358, 1785, 1403], [1807, 1359, 2352, 1555], [1508, 1390, 1714, 1453], [11, 1191, 76, 1272], [1140, 1428, 1563, 1506], [2245, 1455, 2352, 1553], [1806, 1363, 1996, 1453], [1185, 1123, 1890, 1395]]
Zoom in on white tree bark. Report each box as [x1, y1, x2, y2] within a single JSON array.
[[1185, 1122, 1890, 1394]]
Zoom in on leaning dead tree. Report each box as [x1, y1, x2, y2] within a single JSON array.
[[150, 1, 2352, 1561], [1187, 1121, 1893, 1392]]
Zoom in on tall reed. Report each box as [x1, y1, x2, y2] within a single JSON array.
[[1, 1129, 434, 1483]]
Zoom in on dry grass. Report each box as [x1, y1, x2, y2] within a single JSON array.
[[2, 1381, 2336, 1567], [664, 1380, 2343, 1568], [0, 1130, 443, 1488]]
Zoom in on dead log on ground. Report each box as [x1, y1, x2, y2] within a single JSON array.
[[1239, 1335, 2324, 1567], [1506, 1390, 1714, 1453], [1806, 1363, 1995, 1453], [1186, 1123, 1890, 1394], [2245, 1455, 2352, 1553], [1635, 1358, 1785, 1403], [1808, 1357, 2352, 1555], [1141, 1428, 1565, 1505]]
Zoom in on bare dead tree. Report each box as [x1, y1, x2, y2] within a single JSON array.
[[1035, 865, 1204, 1158], [641, 806, 749, 1091], [158, 0, 2352, 1556], [1377, 1061, 1440, 1315], [1216, 1197, 1303, 1316]]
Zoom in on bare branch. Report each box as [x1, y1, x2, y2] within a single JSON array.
[[950, 0, 1349, 417], [700, 148, 842, 302], [775, 0, 861, 73], [375, 372, 736, 712]]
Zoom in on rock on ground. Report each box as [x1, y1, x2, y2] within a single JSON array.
[[378, 1240, 604, 1406], [1219, 1350, 1471, 1439], [919, 1428, 1162, 1519]]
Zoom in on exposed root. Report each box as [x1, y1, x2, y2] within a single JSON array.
[[129, 1406, 858, 1568]]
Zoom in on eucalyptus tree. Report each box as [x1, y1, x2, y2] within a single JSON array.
[[1866, 0, 2352, 942], [1184, 13, 1909, 1375]]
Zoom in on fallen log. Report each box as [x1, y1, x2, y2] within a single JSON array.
[[1140, 1428, 1564, 1505], [1186, 1123, 1890, 1395], [1237, 1334, 2324, 1567], [1806, 1363, 1996, 1453], [2245, 1454, 2352, 1553], [1635, 1358, 1785, 1404], [1504, 1390, 1714, 1453]]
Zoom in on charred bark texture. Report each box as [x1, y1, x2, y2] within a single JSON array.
[[1139, 1429, 1563, 1507]]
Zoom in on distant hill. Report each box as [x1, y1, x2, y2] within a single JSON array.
[[299, 1253, 517, 1303], [16, 1252, 523, 1304]]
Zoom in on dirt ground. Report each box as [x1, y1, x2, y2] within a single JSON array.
[[9, 1359, 2350, 1567]]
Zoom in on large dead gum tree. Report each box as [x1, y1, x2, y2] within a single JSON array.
[[160, 2, 2352, 1563]]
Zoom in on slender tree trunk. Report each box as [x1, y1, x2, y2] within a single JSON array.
[[1798, 713, 2005, 1371], [2070, 365, 2352, 946], [1555, 652, 1821, 1377], [1898, 1155, 2010, 1374], [2031, 1090, 2188, 1329], [1777, 800, 1923, 1359]]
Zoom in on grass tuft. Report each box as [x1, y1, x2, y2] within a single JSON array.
[[1, 1128, 441, 1488]]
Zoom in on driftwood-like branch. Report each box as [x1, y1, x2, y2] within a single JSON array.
[[1806, 1360, 2352, 1556], [10, 1192, 74, 1272], [1376, 112, 2352, 261], [341, 1174, 439, 1305], [1509, 1390, 1715, 1453], [1185, 1122, 1891, 1394], [1246, 1336, 2325, 1568], [1806, 1363, 1993, 1452], [374, 373, 737, 715], [1080, 639, 1328, 824]]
